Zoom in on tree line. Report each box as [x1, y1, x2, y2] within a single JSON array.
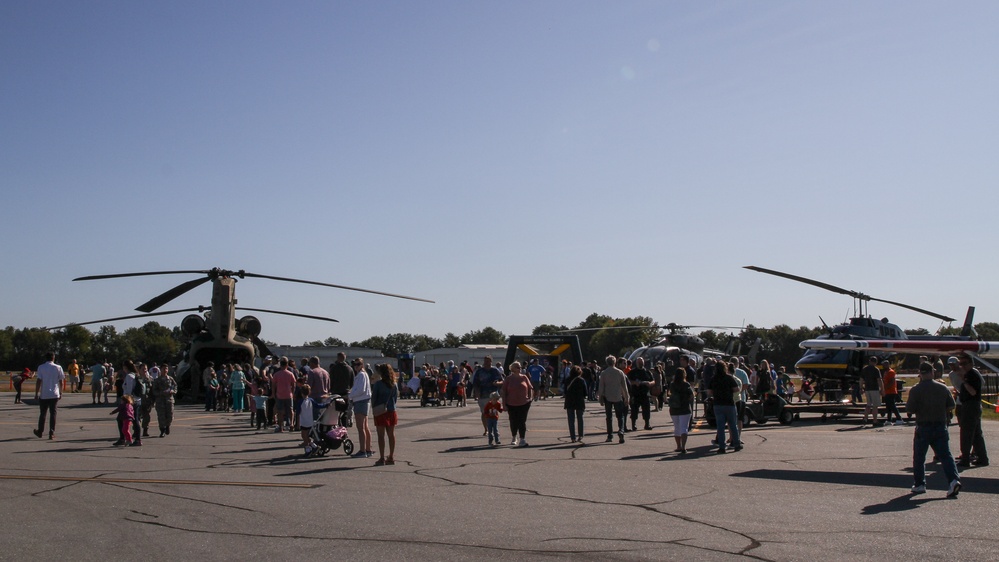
[[4, 314, 998, 372]]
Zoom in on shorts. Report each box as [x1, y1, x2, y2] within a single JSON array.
[[865, 390, 882, 408], [353, 399, 370, 416], [671, 414, 691, 436], [477, 398, 490, 414], [275, 399, 293, 417], [374, 410, 398, 427]]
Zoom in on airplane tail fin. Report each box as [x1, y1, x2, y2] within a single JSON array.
[[960, 306, 977, 339]]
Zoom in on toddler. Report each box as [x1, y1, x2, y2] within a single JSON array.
[[483, 392, 503, 447], [110, 394, 137, 446]]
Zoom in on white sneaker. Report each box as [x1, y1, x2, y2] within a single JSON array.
[[519, 440, 529, 447], [510, 438, 518, 446], [947, 480, 962, 499], [894, 420, 905, 426], [911, 484, 926, 494]]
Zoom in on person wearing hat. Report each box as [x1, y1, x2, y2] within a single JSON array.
[[906, 362, 961, 497]]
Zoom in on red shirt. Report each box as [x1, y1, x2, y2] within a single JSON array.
[[882, 369, 897, 395], [272, 368, 296, 400]]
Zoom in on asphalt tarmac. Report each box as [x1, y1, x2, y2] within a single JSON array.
[[2, 393, 996, 561]]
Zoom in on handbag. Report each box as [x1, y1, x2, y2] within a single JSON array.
[[372, 403, 388, 417]]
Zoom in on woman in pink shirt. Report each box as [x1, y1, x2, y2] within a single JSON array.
[[500, 362, 534, 447]]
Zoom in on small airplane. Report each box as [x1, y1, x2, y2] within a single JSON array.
[[48, 267, 433, 398], [744, 265, 969, 385]]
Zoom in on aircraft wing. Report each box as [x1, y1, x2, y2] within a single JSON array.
[[799, 339, 999, 358]]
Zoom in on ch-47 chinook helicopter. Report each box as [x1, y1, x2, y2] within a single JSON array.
[[47, 267, 433, 398], [744, 265, 974, 386]]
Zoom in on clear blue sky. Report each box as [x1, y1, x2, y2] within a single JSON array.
[[3, 1, 997, 345]]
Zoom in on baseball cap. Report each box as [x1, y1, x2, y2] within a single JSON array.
[[947, 357, 960, 365]]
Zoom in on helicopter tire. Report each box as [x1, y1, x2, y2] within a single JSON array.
[[742, 411, 753, 427]]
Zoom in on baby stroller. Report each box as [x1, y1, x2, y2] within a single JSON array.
[[305, 395, 354, 457], [421, 376, 443, 407]]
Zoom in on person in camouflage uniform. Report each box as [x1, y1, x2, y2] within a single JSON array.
[[152, 363, 177, 437]]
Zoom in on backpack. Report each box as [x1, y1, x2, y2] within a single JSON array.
[[132, 376, 146, 398]]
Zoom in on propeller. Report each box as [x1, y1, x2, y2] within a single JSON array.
[[74, 267, 435, 313], [44, 307, 207, 331], [744, 266, 955, 323], [45, 305, 340, 332], [236, 307, 339, 323]]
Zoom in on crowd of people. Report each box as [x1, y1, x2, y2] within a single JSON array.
[[15, 348, 991, 497]]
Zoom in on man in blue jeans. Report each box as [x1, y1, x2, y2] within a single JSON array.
[[709, 361, 741, 453], [906, 362, 961, 498], [597, 355, 630, 444]]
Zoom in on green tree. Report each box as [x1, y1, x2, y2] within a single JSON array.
[[585, 317, 658, 360], [53, 324, 93, 363], [352, 336, 386, 351], [324, 337, 348, 347], [0, 327, 14, 369], [572, 313, 613, 358], [975, 322, 999, 341], [442, 332, 461, 348], [532, 324, 569, 336], [460, 327, 507, 345], [12, 328, 53, 369]]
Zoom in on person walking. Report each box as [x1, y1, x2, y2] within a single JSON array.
[[501, 362, 534, 447], [563, 365, 587, 443], [906, 362, 961, 498], [597, 355, 630, 444], [371, 363, 399, 465], [33, 352, 64, 440]]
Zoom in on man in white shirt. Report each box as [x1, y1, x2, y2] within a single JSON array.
[[33, 352, 65, 440]]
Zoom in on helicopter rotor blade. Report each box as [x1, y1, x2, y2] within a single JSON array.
[[241, 272, 435, 303], [136, 277, 213, 313], [745, 265, 955, 323], [744, 266, 861, 298], [868, 297, 955, 323], [44, 307, 206, 331], [74, 270, 208, 282], [236, 307, 339, 323]]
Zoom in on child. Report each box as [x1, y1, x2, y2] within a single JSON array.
[[456, 378, 467, 407], [111, 395, 137, 447], [251, 387, 268, 430], [297, 385, 331, 451], [483, 392, 503, 447]]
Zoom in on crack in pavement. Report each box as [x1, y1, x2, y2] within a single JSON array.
[[125, 518, 635, 555], [412, 463, 772, 560], [105, 481, 260, 513]]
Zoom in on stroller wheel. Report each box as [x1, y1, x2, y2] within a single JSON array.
[[343, 438, 354, 456]]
